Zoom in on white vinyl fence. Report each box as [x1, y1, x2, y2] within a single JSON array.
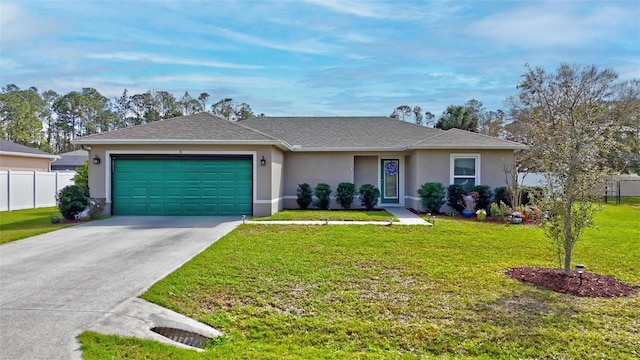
[[0, 170, 76, 212]]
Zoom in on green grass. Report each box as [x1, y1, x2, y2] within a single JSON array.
[[80, 200, 640, 359], [0, 207, 77, 244], [613, 196, 640, 208], [252, 209, 397, 221]]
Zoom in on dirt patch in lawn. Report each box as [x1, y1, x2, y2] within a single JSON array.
[[507, 267, 637, 298]]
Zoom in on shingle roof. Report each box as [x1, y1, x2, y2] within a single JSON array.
[[242, 116, 443, 149], [414, 128, 528, 149], [0, 140, 58, 158], [74, 112, 285, 145], [51, 149, 88, 168], [73, 112, 526, 151]]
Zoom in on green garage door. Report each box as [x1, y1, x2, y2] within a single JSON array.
[[112, 157, 252, 216]]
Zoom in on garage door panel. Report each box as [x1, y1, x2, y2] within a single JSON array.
[[112, 158, 252, 216]]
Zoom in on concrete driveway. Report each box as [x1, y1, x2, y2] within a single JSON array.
[[0, 216, 240, 360]]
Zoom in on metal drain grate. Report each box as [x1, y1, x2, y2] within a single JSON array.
[[150, 327, 210, 348]]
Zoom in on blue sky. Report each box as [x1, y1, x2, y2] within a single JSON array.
[[1, 0, 638, 117]]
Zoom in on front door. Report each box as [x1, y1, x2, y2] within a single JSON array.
[[380, 159, 400, 204]]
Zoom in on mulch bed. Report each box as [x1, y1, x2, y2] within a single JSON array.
[[507, 267, 637, 298]]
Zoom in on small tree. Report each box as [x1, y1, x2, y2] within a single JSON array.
[[513, 63, 622, 275], [313, 183, 332, 210], [446, 184, 466, 213], [296, 183, 313, 210], [358, 184, 380, 211], [417, 182, 445, 213], [73, 160, 89, 188], [336, 182, 356, 210], [57, 185, 90, 220]]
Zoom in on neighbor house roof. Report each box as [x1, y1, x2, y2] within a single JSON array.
[[51, 149, 88, 169], [0, 140, 60, 160], [73, 112, 527, 151]]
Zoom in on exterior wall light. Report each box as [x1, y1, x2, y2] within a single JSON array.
[[93, 154, 101, 165], [260, 156, 266, 166]]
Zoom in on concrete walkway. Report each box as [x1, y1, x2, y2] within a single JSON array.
[[385, 207, 431, 225], [246, 207, 431, 226]]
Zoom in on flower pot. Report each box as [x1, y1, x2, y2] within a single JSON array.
[[462, 210, 474, 218], [512, 217, 523, 224]]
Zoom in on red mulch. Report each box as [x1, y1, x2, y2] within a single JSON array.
[[507, 267, 637, 298]]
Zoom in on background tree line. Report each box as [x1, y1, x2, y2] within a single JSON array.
[[390, 75, 640, 174], [0, 86, 257, 154]]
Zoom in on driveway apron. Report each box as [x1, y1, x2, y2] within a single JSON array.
[[0, 216, 240, 360]]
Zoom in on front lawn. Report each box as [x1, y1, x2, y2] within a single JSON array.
[[252, 209, 396, 222], [0, 207, 76, 245], [80, 201, 640, 359]]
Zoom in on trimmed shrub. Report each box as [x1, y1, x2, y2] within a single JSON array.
[[447, 184, 466, 213], [493, 186, 512, 207], [358, 184, 380, 211], [472, 185, 493, 211], [314, 183, 332, 210], [336, 182, 356, 210], [296, 183, 313, 210], [57, 185, 90, 220], [417, 182, 445, 213]]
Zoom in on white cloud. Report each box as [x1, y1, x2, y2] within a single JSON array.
[[0, 2, 62, 47], [84, 53, 262, 70], [211, 26, 338, 55], [470, 2, 631, 48], [302, 0, 424, 20]]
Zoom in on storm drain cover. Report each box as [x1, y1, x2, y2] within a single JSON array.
[[150, 327, 210, 348]]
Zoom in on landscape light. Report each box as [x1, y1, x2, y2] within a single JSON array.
[[576, 264, 585, 285]]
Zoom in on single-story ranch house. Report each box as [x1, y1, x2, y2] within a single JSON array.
[[72, 112, 526, 217]]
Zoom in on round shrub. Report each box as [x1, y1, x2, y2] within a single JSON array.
[[358, 184, 380, 211], [314, 183, 332, 210], [296, 183, 313, 210], [57, 185, 90, 220], [417, 182, 445, 213], [493, 186, 512, 207], [471, 185, 493, 211], [447, 184, 466, 213], [336, 182, 356, 210]]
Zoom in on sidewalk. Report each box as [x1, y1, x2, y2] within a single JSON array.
[[246, 208, 431, 226]]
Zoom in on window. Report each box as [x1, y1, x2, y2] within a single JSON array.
[[450, 154, 480, 192]]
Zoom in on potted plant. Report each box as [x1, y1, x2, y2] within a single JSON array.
[[476, 209, 487, 221], [511, 211, 523, 224], [460, 191, 478, 218]]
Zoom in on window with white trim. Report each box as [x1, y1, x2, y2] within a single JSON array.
[[450, 154, 480, 192]]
